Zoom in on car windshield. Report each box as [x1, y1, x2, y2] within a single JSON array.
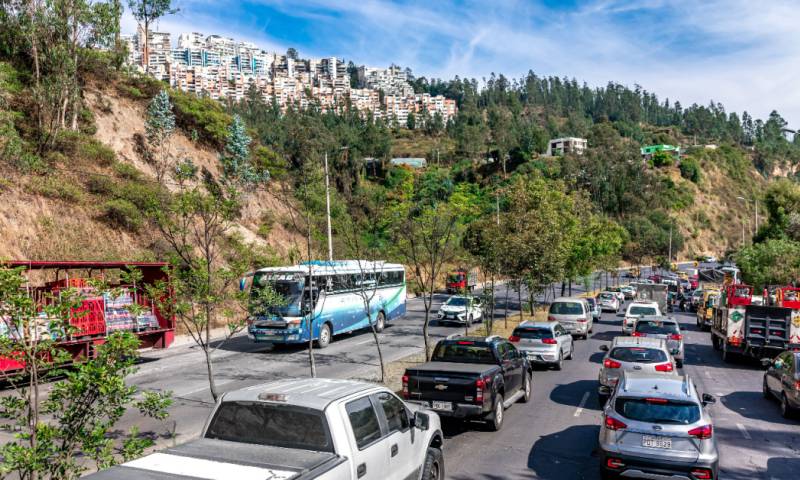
[[615, 398, 700, 425], [628, 306, 657, 316], [610, 347, 668, 364], [432, 342, 495, 364], [635, 320, 679, 335], [513, 327, 553, 339], [446, 297, 469, 307], [205, 401, 333, 452], [550, 302, 583, 315], [448, 274, 465, 282]]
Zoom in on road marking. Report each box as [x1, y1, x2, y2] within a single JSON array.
[[737, 423, 751, 440], [574, 392, 590, 417], [704, 370, 711, 378], [355, 339, 374, 346]]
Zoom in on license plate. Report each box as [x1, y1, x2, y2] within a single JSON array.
[[642, 435, 672, 449], [431, 401, 453, 412]]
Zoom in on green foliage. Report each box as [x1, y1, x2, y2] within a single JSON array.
[[252, 145, 288, 180], [113, 161, 143, 180], [146, 90, 175, 145], [623, 210, 683, 264], [735, 238, 800, 289], [220, 114, 268, 185], [55, 130, 116, 166], [27, 175, 84, 202], [657, 177, 694, 210], [101, 198, 143, 231], [170, 88, 231, 149], [651, 150, 673, 167], [679, 156, 702, 183]]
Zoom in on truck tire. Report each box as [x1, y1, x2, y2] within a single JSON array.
[[721, 344, 734, 363], [374, 312, 385, 333], [488, 394, 504, 431], [316, 323, 332, 349], [520, 373, 532, 403], [421, 447, 444, 480]]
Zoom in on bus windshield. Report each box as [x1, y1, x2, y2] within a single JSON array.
[[251, 274, 304, 317]]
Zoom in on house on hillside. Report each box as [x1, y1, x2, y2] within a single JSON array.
[[546, 137, 587, 156], [641, 144, 681, 160], [390, 157, 427, 169]]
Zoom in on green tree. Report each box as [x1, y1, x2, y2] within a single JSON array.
[[144, 89, 175, 182], [406, 112, 416, 130], [127, 0, 177, 73], [735, 238, 800, 289], [679, 156, 701, 183]]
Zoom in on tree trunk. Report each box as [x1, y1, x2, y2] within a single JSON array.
[[517, 282, 523, 321], [560, 281, 566, 296], [368, 312, 385, 383], [422, 302, 431, 361], [204, 345, 218, 401], [503, 280, 509, 329], [568, 280, 572, 296]]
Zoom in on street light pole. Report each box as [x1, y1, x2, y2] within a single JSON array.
[[324, 151, 333, 262]]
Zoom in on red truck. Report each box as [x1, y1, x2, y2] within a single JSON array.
[[0, 260, 175, 375], [446, 269, 478, 294]]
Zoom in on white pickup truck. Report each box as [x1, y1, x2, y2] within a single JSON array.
[[86, 378, 445, 480]]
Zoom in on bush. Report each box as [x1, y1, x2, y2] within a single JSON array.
[[86, 175, 115, 195], [101, 199, 143, 231], [170, 88, 232, 149], [27, 176, 84, 202], [113, 180, 162, 210], [679, 157, 702, 183], [119, 85, 145, 100], [55, 131, 116, 166], [113, 162, 142, 180], [651, 150, 673, 167]]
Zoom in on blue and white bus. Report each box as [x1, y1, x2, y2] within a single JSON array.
[[245, 260, 407, 347]]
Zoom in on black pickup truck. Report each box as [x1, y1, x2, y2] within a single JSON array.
[[402, 335, 532, 431]]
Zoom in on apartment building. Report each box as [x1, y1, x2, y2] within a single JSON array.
[[546, 137, 588, 156]]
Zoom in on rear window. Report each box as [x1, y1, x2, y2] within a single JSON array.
[[628, 306, 657, 316], [512, 327, 553, 339], [205, 401, 332, 452], [615, 398, 700, 425], [599, 293, 615, 300], [635, 320, 679, 335], [432, 342, 495, 364], [550, 302, 583, 315], [610, 347, 668, 364]]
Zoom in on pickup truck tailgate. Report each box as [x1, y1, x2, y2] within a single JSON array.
[[406, 362, 488, 402], [84, 439, 346, 480]]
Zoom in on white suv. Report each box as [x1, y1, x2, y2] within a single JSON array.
[[623, 301, 660, 334]]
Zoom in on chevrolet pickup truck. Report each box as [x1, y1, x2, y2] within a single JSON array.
[[86, 378, 445, 480], [402, 335, 532, 431]]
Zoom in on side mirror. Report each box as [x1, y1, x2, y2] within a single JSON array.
[[701, 393, 716, 406], [412, 411, 430, 431], [600, 345, 609, 352], [761, 358, 773, 368]]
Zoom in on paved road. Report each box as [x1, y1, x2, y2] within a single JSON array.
[[442, 292, 800, 479]]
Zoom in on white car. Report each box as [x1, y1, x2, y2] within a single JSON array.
[[623, 301, 661, 334], [597, 292, 620, 313], [437, 295, 483, 324]]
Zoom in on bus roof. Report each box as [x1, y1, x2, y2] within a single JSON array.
[[254, 260, 405, 276]]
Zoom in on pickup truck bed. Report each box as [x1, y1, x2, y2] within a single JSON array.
[[86, 438, 347, 480]]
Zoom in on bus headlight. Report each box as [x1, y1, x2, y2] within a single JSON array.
[[285, 317, 303, 326]]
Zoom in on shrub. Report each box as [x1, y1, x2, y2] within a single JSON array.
[[120, 85, 145, 100], [81, 138, 116, 166], [27, 176, 84, 202], [170, 88, 231, 149], [55, 131, 116, 166], [101, 199, 142, 231], [86, 175, 115, 195], [113, 162, 142, 180], [679, 157, 702, 183], [651, 150, 673, 167], [113, 180, 162, 210]]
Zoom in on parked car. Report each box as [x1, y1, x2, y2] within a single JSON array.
[[86, 378, 445, 480], [620, 285, 636, 300], [403, 335, 531, 431], [599, 372, 718, 480], [762, 350, 800, 419], [598, 292, 621, 313], [509, 321, 574, 370], [632, 316, 685, 368], [597, 336, 677, 404], [585, 297, 602, 320], [548, 297, 593, 339], [436, 295, 483, 325], [623, 301, 661, 334]]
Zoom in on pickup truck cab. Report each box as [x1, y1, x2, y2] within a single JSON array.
[[436, 295, 483, 325], [403, 335, 532, 431], [87, 378, 445, 480]]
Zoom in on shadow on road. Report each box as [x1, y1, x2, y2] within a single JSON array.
[[549, 380, 600, 411], [720, 391, 800, 426], [588, 351, 605, 365], [527, 424, 600, 479], [590, 330, 621, 342]]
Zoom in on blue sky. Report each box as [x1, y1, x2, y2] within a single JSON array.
[[123, 0, 800, 126]]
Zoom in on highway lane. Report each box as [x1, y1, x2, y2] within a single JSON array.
[[442, 298, 799, 479]]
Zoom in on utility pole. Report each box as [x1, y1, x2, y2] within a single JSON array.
[[668, 226, 672, 264], [324, 151, 333, 262], [755, 198, 759, 234]]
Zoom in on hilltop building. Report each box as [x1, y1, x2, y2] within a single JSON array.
[[546, 137, 588, 156]]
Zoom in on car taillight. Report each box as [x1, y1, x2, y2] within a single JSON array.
[[795, 379, 800, 390], [402, 375, 409, 399], [632, 332, 644, 337], [688, 425, 713, 440], [669, 334, 683, 341], [606, 457, 625, 470], [604, 359, 621, 369], [547, 316, 556, 322], [690, 468, 713, 479], [509, 335, 520, 342], [655, 363, 674, 372], [604, 415, 627, 431], [475, 378, 486, 404], [542, 338, 557, 344]]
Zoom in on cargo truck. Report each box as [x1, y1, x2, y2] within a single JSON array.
[[632, 283, 668, 314], [446, 269, 478, 294]]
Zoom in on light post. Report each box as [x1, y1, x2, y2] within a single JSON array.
[[324, 146, 349, 262], [737, 196, 757, 242]]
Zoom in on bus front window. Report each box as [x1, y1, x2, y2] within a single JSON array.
[[251, 274, 304, 317]]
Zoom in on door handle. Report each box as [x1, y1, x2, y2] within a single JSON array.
[[391, 444, 398, 457], [357, 463, 367, 478]]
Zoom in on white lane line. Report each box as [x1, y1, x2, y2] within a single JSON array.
[[704, 370, 711, 378], [355, 339, 374, 346], [737, 423, 751, 440], [574, 392, 590, 417]]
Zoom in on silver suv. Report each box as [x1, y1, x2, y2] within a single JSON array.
[[598, 336, 677, 404], [599, 372, 718, 480], [633, 316, 685, 368], [548, 297, 593, 339], [508, 321, 574, 370]]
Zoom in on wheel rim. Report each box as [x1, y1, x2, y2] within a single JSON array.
[[525, 376, 531, 397], [378, 313, 385, 329], [430, 460, 440, 479], [321, 327, 330, 343], [496, 401, 503, 425]]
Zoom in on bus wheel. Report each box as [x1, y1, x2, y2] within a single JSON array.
[[316, 323, 332, 349], [374, 312, 386, 333]]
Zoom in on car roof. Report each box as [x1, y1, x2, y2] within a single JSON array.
[[629, 300, 658, 306], [638, 315, 677, 323], [612, 336, 666, 348], [518, 321, 556, 330], [223, 378, 380, 410], [553, 297, 586, 303], [620, 372, 695, 401]]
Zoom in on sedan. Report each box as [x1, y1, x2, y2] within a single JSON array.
[[763, 350, 800, 419]]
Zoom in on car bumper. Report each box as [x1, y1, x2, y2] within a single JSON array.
[[248, 328, 304, 343], [521, 350, 561, 363], [407, 400, 487, 418], [599, 449, 718, 480], [563, 323, 589, 334]]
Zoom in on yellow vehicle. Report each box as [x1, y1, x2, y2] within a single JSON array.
[[696, 288, 720, 331], [677, 271, 689, 281]]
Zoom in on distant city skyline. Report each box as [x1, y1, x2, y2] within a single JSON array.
[[122, 0, 800, 127]]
